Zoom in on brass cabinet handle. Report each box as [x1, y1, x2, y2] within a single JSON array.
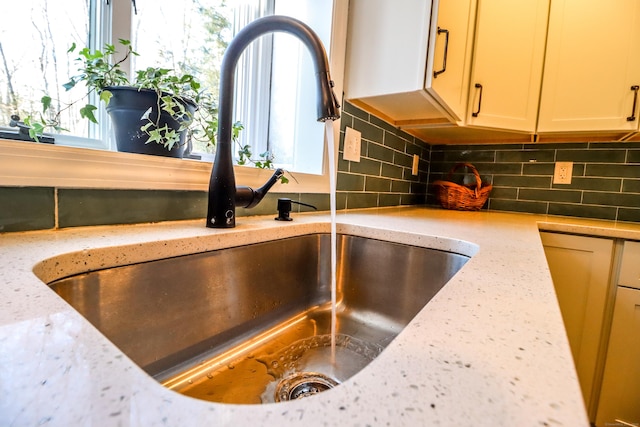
[[472, 83, 483, 117], [433, 27, 449, 78], [627, 85, 639, 121]]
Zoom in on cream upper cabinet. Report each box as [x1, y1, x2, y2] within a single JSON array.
[[426, 0, 477, 121], [465, 0, 549, 133], [345, 0, 476, 124], [538, 0, 640, 133]]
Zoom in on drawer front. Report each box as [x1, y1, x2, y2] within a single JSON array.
[[620, 241, 640, 290]]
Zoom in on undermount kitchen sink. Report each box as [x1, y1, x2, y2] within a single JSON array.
[[46, 233, 469, 404]]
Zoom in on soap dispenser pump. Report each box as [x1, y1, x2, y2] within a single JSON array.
[[275, 198, 317, 221]]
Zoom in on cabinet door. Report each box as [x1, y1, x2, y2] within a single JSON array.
[[345, 0, 475, 123], [540, 232, 614, 420], [538, 0, 640, 133], [425, 0, 477, 121], [466, 0, 549, 132], [595, 287, 640, 427], [346, 0, 432, 100], [619, 241, 640, 290]]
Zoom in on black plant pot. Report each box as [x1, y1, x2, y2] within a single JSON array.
[[104, 86, 196, 158]]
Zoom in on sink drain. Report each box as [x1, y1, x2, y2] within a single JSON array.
[[275, 372, 339, 401]]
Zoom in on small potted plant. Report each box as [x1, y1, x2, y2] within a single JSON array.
[[26, 39, 288, 183], [27, 40, 199, 158]]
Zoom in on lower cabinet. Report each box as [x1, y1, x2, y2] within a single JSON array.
[[595, 242, 640, 427], [540, 232, 615, 421], [542, 234, 640, 426]]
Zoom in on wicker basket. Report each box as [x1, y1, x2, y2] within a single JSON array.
[[433, 163, 492, 211]]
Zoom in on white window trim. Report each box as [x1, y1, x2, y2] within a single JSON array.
[[0, 0, 347, 194]]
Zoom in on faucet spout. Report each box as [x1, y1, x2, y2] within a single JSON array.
[[206, 15, 340, 228]]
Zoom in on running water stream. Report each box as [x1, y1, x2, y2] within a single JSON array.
[[325, 120, 337, 364]]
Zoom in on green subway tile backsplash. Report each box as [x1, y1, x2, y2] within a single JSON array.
[[519, 189, 582, 203], [365, 177, 392, 193], [623, 180, 640, 193], [57, 189, 208, 227], [586, 164, 640, 178], [582, 192, 640, 208], [547, 203, 617, 221], [556, 149, 626, 163], [384, 133, 407, 152], [344, 193, 379, 209], [495, 149, 555, 163], [618, 208, 640, 222], [627, 150, 640, 163], [337, 101, 430, 210], [429, 141, 640, 223], [0, 187, 55, 232], [367, 143, 395, 163], [560, 177, 621, 192], [491, 175, 552, 188], [381, 163, 404, 180], [337, 173, 365, 192], [349, 157, 381, 176]]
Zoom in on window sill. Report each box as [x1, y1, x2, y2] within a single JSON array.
[[0, 139, 329, 193]]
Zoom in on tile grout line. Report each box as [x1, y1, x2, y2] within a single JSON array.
[[54, 187, 60, 229]]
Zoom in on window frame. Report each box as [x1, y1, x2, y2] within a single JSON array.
[[0, 0, 347, 194]]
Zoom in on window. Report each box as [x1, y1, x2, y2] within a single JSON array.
[[1, 0, 340, 177], [0, 0, 108, 148]]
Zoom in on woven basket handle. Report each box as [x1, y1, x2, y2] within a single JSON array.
[[447, 163, 483, 194]]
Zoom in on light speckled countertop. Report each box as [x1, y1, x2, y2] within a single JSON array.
[[3, 206, 640, 426]]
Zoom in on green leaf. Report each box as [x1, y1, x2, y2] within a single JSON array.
[[67, 42, 77, 53], [41, 95, 52, 113], [99, 89, 112, 105], [62, 79, 77, 91], [28, 128, 39, 142], [28, 122, 45, 142], [79, 104, 98, 124], [146, 129, 162, 145]]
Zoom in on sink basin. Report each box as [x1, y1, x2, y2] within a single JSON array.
[[48, 233, 469, 404]]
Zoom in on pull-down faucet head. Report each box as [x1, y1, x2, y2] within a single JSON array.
[[206, 15, 340, 228]]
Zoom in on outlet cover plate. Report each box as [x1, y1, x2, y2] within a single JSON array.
[[343, 127, 361, 162], [553, 161, 573, 184]]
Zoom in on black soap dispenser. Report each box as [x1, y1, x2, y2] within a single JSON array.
[[275, 198, 317, 221]]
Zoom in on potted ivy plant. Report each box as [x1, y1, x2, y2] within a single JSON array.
[[27, 40, 199, 158], [26, 39, 288, 182]]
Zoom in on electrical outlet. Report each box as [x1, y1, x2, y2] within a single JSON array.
[[343, 127, 361, 162], [553, 161, 573, 184]]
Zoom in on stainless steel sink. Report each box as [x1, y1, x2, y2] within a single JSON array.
[[48, 233, 469, 404]]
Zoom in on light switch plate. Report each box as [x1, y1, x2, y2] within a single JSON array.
[[553, 162, 573, 184], [412, 154, 420, 175], [343, 127, 361, 162]]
